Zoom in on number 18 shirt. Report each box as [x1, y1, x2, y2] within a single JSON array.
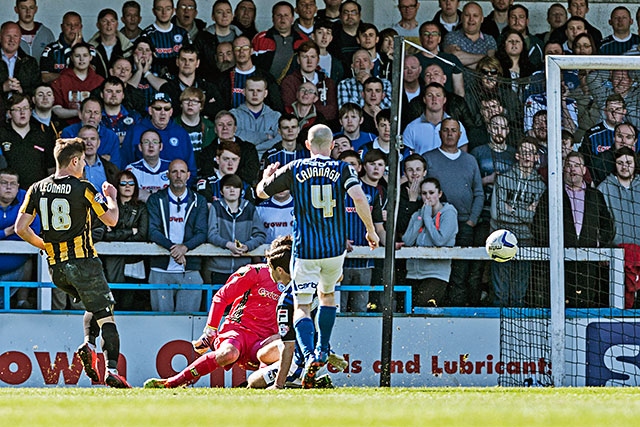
[[20, 175, 108, 265]]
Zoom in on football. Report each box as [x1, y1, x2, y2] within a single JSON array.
[[485, 229, 518, 262]]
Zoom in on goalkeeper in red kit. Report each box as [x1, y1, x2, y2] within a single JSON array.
[[144, 236, 292, 388]]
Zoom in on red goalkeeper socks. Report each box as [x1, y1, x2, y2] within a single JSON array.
[[166, 352, 220, 387]]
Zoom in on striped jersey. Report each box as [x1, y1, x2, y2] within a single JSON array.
[[230, 68, 252, 108], [20, 175, 108, 265], [262, 155, 361, 259], [600, 34, 640, 55], [142, 23, 190, 75], [581, 122, 614, 156], [344, 180, 384, 268], [125, 159, 170, 193], [256, 195, 294, 244], [260, 142, 310, 173]]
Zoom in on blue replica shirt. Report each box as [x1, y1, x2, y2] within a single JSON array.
[[344, 180, 383, 269], [142, 23, 190, 75], [100, 106, 141, 143], [261, 142, 310, 173], [262, 155, 361, 259], [582, 122, 615, 156], [120, 118, 197, 184]]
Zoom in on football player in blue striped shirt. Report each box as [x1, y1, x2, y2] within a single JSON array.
[[256, 123, 379, 388]]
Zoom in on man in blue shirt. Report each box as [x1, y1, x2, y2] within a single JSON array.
[[256, 123, 379, 388]]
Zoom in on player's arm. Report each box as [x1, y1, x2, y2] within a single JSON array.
[[15, 212, 45, 250], [270, 341, 295, 389], [347, 184, 380, 249], [97, 182, 119, 227], [255, 162, 281, 199]]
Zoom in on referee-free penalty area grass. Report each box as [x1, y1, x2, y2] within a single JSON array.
[[1, 387, 640, 426]]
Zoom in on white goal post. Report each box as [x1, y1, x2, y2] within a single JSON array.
[[546, 55, 640, 387]]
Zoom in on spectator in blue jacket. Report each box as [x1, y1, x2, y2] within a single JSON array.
[[121, 92, 197, 183]]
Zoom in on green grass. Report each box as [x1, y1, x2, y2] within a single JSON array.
[[1, 387, 640, 426]]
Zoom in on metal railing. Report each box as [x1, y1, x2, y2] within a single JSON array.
[[0, 241, 625, 311]]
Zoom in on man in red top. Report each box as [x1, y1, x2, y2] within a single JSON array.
[[143, 235, 292, 388]]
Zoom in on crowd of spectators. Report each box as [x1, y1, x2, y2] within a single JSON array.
[[2, 0, 640, 311]]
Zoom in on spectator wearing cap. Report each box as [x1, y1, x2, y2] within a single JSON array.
[[121, 92, 197, 183]]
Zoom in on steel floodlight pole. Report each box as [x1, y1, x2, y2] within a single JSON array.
[[380, 36, 405, 387]]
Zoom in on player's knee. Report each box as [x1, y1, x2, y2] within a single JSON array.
[[246, 371, 268, 389], [216, 344, 240, 366], [257, 339, 282, 365], [92, 306, 115, 322]]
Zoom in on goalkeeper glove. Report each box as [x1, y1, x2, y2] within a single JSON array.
[[192, 325, 217, 355]]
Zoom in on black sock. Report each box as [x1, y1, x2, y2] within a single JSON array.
[[100, 322, 120, 370]]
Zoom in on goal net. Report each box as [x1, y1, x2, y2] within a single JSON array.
[[393, 37, 640, 387]]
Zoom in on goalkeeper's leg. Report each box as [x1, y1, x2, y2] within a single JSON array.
[[164, 343, 240, 388]]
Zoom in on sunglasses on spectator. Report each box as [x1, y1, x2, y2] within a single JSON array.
[[119, 181, 136, 186], [481, 69, 499, 76], [151, 106, 172, 111]]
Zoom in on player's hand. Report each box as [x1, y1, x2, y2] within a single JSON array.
[[346, 239, 354, 252], [366, 231, 380, 250], [262, 162, 280, 180], [192, 325, 217, 355], [102, 182, 118, 199], [266, 383, 284, 390]]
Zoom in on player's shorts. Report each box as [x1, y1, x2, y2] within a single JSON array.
[[291, 252, 346, 305], [49, 257, 115, 313], [215, 323, 270, 371], [260, 360, 304, 388]]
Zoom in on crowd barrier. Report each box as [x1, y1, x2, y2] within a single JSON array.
[[0, 241, 625, 312]]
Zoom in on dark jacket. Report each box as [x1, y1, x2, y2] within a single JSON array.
[[88, 31, 133, 78], [101, 156, 121, 188], [533, 186, 614, 248], [103, 200, 149, 242], [252, 26, 310, 83], [280, 68, 338, 122], [0, 48, 41, 99], [147, 188, 208, 271]]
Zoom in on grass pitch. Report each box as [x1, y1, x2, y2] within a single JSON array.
[[1, 387, 639, 427]]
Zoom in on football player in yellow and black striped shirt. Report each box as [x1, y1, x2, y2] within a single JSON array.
[[16, 137, 131, 388]]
